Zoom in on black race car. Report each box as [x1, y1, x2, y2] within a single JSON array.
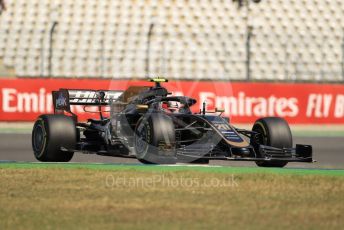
[[32, 78, 313, 167]]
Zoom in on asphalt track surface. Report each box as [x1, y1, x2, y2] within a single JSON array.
[[0, 133, 343, 169]]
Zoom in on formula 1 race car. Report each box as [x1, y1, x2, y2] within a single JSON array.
[[32, 78, 313, 167]]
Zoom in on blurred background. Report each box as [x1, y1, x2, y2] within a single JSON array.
[[1, 0, 344, 81], [0, 0, 343, 167]]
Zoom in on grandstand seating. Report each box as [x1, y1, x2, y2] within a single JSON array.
[[0, 0, 344, 81]]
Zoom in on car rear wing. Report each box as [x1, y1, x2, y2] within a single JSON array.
[[52, 89, 123, 114]]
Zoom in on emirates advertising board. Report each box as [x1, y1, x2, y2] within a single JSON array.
[[0, 78, 343, 124]]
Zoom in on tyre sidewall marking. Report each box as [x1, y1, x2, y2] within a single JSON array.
[[254, 121, 268, 145], [34, 118, 47, 158], [135, 120, 151, 159]]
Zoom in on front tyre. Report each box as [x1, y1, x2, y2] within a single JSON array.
[[251, 117, 292, 168], [32, 115, 76, 162], [134, 113, 176, 164]]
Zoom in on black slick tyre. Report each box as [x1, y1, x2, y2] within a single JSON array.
[[134, 113, 176, 164], [251, 117, 292, 168], [32, 114, 76, 162]]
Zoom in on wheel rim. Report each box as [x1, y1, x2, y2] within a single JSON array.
[[252, 124, 267, 161], [253, 125, 268, 146], [135, 123, 149, 158], [32, 122, 46, 157]]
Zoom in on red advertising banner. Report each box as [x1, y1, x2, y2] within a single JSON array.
[[0, 78, 343, 124]]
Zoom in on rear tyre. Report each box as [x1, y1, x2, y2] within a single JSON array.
[[134, 113, 176, 164], [251, 117, 292, 168], [32, 115, 76, 162]]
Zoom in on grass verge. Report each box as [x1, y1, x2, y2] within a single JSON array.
[[0, 163, 344, 229], [1, 162, 344, 176]]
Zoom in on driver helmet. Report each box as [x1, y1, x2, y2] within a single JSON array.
[[161, 101, 179, 113]]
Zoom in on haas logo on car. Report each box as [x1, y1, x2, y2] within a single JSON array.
[[56, 92, 67, 108]]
